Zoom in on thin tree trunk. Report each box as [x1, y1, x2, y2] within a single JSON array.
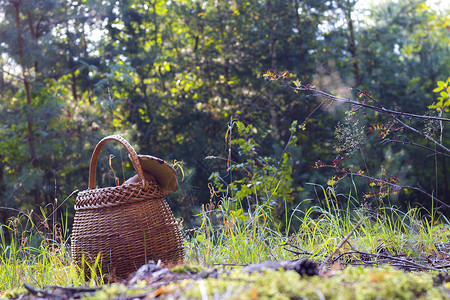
[[0, 59, 4, 88], [13, 0, 40, 207], [267, 0, 277, 72], [14, 1, 36, 167], [345, 1, 360, 86], [0, 210, 11, 244], [216, 0, 232, 101], [266, 0, 279, 139], [442, 156, 449, 213], [294, 0, 307, 82], [71, 69, 78, 103], [27, 10, 40, 75], [266, 0, 285, 231], [0, 156, 8, 243]]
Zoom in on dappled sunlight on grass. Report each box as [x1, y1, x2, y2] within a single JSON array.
[[184, 188, 449, 266], [1, 191, 449, 298], [0, 212, 85, 293]]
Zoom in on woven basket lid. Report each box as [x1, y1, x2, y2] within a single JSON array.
[[137, 154, 178, 194]]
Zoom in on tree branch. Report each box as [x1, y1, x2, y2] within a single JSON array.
[[276, 81, 450, 154]]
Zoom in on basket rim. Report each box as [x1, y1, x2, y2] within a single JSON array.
[[74, 181, 164, 210]]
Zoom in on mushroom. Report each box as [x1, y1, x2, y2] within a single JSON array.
[[124, 170, 156, 185], [124, 155, 178, 195]]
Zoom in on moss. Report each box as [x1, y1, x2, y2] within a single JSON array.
[[0, 287, 26, 299], [171, 264, 204, 274], [176, 266, 448, 300], [80, 283, 150, 300], [9, 265, 447, 299]]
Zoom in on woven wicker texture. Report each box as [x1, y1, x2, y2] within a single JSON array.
[[71, 135, 184, 280]]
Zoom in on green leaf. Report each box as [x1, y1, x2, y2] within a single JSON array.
[[437, 81, 446, 88], [293, 79, 301, 88], [196, 234, 205, 243], [236, 121, 245, 135], [289, 120, 298, 133]]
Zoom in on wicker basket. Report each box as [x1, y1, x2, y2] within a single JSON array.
[[71, 135, 184, 280]]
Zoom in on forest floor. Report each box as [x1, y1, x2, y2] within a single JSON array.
[[2, 207, 450, 299], [5, 247, 450, 300]]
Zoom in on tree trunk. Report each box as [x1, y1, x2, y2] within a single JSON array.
[[441, 156, 450, 214], [267, 0, 277, 72], [0, 61, 4, 88], [294, 0, 307, 82], [71, 66, 78, 103], [345, 1, 360, 87], [27, 10, 40, 75], [216, 0, 232, 101], [266, 0, 285, 231], [266, 0, 279, 139], [13, 0, 41, 207], [68, 37, 79, 103]]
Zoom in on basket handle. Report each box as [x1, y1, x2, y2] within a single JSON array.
[[88, 135, 147, 190]]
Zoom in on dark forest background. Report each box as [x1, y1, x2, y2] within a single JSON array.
[[0, 0, 449, 230]]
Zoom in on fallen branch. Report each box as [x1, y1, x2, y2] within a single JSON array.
[[331, 250, 444, 272], [321, 217, 366, 268]]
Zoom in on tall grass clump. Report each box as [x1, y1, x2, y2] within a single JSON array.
[[185, 185, 449, 266], [0, 209, 83, 292], [293, 185, 449, 258], [185, 197, 297, 265]]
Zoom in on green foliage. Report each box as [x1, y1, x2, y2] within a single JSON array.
[[1, 1, 450, 297], [265, 68, 450, 211], [1, 0, 449, 231], [429, 77, 450, 112], [209, 119, 299, 230]]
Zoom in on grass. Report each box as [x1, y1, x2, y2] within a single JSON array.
[[0, 210, 84, 296], [1, 188, 449, 298], [186, 185, 449, 266]]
